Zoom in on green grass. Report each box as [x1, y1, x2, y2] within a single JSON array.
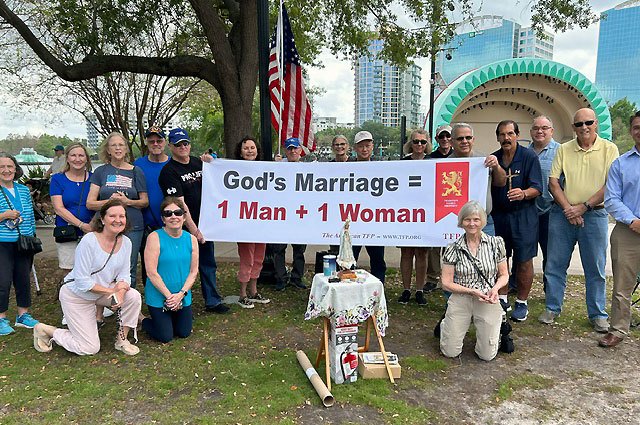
[[1, 261, 636, 424]]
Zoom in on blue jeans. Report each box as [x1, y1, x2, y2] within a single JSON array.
[[353, 245, 386, 283], [544, 205, 608, 320], [142, 305, 192, 343], [126, 229, 144, 289], [538, 211, 550, 290], [199, 241, 223, 308], [483, 215, 495, 237]]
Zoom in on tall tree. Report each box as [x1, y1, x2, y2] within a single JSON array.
[[609, 97, 637, 154], [0, 0, 598, 156]]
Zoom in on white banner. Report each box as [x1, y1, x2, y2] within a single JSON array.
[[200, 158, 488, 247]]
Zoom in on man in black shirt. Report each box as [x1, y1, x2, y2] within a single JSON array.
[[158, 128, 229, 313], [430, 125, 453, 158]]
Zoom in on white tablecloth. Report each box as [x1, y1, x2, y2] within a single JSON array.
[[304, 270, 388, 336]]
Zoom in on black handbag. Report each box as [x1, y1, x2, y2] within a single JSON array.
[[53, 225, 79, 243], [53, 173, 86, 243], [1, 186, 43, 255]]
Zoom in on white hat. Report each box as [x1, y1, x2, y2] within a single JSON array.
[[354, 130, 373, 144]]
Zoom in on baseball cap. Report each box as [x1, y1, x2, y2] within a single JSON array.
[[145, 125, 166, 139], [54, 145, 64, 151], [354, 131, 373, 144], [435, 125, 452, 137], [168, 127, 191, 145], [284, 137, 301, 149]]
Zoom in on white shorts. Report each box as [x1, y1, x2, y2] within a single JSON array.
[[56, 240, 80, 270]]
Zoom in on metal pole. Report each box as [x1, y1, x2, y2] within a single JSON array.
[[428, 54, 436, 140], [257, 0, 273, 160]]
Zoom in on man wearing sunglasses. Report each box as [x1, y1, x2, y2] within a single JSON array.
[[158, 127, 229, 314], [449, 123, 507, 236], [491, 120, 543, 322], [135, 126, 170, 286], [430, 125, 453, 158], [527, 116, 560, 293], [600, 111, 640, 348], [540, 108, 618, 332]]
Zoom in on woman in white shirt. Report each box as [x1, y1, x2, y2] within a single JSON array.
[[33, 199, 142, 356]]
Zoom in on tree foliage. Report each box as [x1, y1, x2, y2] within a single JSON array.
[[609, 97, 637, 154], [0, 0, 598, 157]]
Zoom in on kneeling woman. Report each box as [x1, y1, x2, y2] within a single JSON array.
[[141, 197, 198, 342], [440, 201, 508, 361], [34, 199, 142, 355]]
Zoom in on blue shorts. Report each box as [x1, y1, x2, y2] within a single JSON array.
[[491, 207, 538, 263]]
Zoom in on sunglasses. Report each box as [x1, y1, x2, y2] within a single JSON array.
[[148, 139, 164, 145], [437, 133, 451, 140], [333, 143, 347, 147], [172, 141, 190, 147], [162, 209, 185, 217], [573, 120, 595, 128], [455, 135, 473, 141], [412, 139, 428, 145]]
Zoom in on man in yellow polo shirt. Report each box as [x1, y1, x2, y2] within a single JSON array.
[[539, 108, 619, 332]]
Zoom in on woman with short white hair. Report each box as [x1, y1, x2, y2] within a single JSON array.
[[439, 200, 508, 361]]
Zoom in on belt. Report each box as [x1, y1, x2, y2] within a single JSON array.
[[554, 202, 604, 210]]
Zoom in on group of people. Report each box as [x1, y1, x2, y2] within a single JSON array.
[[3, 105, 640, 362]]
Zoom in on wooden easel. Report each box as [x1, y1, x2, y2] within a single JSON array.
[[314, 314, 395, 391]]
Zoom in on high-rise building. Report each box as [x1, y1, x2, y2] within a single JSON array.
[[436, 16, 554, 85], [85, 113, 100, 150], [595, 1, 640, 107], [354, 39, 422, 128]]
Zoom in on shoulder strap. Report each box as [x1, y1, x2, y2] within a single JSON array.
[[63, 234, 119, 284], [458, 245, 493, 288], [0, 186, 22, 236]]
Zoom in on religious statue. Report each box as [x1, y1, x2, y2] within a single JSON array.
[[337, 219, 356, 270]]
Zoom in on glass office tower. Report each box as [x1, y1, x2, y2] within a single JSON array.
[[595, 1, 640, 107], [354, 39, 422, 127]]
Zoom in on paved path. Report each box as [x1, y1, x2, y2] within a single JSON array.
[[36, 223, 614, 276]]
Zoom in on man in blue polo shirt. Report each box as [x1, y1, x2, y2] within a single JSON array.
[[134, 126, 170, 285], [528, 116, 560, 292], [491, 120, 543, 321]]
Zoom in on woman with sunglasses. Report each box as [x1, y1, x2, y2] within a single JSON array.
[[50, 143, 93, 280], [33, 199, 142, 356], [141, 197, 197, 342], [398, 130, 433, 305], [234, 136, 270, 308], [87, 132, 148, 289], [0, 153, 39, 336]]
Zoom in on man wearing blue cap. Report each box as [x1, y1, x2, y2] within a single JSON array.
[[135, 126, 170, 284], [45, 145, 66, 178], [271, 137, 307, 290], [159, 127, 229, 313]]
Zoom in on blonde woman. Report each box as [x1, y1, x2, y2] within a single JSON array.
[[87, 132, 148, 288]]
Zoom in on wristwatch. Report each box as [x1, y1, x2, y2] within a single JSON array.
[[583, 202, 593, 211], [182, 290, 188, 297]]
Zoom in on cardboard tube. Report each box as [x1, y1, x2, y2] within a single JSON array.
[[296, 350, 335, 407]]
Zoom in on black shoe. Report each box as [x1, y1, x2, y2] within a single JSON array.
[[398, 289, 411, 305], [422, 282, 438, 293], [499, 299, 512, 313], [415, 290, 427, 306], [206, 303, 230, 314], [290, 280, 307, 289], [275, 282, 286, 291]]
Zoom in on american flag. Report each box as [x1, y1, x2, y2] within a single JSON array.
[[106, 174, 133, 189], [268, 5, 316, 153]]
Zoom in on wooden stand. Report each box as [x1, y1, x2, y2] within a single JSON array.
[[314, 314, 395, 391]]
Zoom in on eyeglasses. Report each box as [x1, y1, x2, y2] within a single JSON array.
[[172, 141, 190, 147], [455, 136, 473, 141], [531, 126, 552, 132], [162, 209, 185, 217], [437, 133, 451, 140], [412, 139, 428, 145], [333, 143, 347, 147], [573, 120, 595, 128], [148, 139, 164, 145]]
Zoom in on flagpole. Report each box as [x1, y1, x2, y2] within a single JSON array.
[[257, 0, 273, 160], [277, 0, 284, 156]]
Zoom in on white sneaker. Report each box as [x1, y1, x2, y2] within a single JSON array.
[[115, 339, 140, 356], [61, 316, 67, 326], [33, 323, 56, 353]]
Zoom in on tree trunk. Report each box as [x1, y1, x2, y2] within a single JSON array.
[[220, 92, 254, 158]]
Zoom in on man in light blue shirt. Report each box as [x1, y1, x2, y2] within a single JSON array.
[[528, 116, 560, 292], [599, 111, 640, 348]]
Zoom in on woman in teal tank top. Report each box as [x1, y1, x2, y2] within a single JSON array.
[[141, 197, 199, 342]]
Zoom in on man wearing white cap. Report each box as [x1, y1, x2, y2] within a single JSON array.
[[351, 131, 387, 283], [430, 125, 453, 158]]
